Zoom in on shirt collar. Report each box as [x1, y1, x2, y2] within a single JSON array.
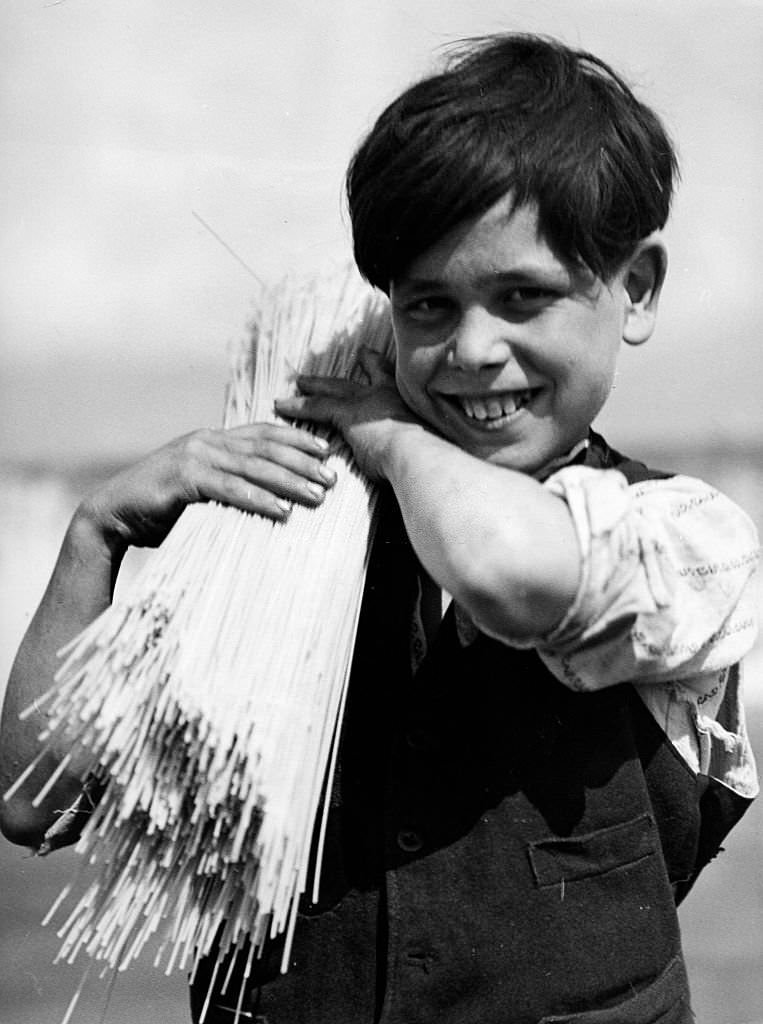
[[533, 437, 591, 482]]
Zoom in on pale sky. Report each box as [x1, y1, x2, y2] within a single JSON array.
[[1, 0, 762, 462]]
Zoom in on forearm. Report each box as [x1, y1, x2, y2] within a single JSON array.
[[0, 506, 124, 847], [0, 420, 338, 850], [380, 424, 581, 641]]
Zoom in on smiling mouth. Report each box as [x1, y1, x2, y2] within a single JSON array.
[[442, 388, 540, 426]]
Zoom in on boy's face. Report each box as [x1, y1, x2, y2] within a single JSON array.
[[389, 195, 632, 475]]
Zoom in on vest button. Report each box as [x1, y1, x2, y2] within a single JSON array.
[[397, 828, 424, 853]]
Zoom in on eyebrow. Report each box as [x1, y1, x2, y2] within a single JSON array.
[[393, 266, 571, 295]]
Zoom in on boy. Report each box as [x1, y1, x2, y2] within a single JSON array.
[[1, 33, 759, 1024]]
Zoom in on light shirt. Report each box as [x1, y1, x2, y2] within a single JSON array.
[[451, 468, 760, 800]]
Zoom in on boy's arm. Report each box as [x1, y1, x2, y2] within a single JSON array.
[[379, 422, 581, 641], [278, 374, 582, 642], [1, 422, 337, 849], [0, 512, 120, 847]]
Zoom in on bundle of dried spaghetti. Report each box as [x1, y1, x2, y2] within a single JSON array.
[[16, 265, 393, 1020]]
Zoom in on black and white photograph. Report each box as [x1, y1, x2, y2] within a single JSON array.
[[1, 2, 761, 1022]]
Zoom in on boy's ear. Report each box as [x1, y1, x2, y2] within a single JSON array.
[[622, 235, 668, 346]]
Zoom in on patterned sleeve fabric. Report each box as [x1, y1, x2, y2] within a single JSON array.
[[530, 467, 760, 797]]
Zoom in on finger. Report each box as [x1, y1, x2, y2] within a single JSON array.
[[274, 394, 340, 425], [221, 437, 338, 490], [220, 449, 336, 509], [294, 375, 360, 399], [198, 467, 295, 521], [226, 422, 330, 458], [173, 429, 336, 511]]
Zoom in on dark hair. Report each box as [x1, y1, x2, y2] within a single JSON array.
[[346, 34, 678, 291]]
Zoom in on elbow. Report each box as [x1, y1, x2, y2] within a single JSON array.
[[0, 797, 48, 850], [461, 584, 557, 645], [0, 755, 86, 852], [455, 556, 578, 646]]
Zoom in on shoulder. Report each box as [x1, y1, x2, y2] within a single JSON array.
[[538, 447, 759, 688], [576, 431, 759, 551]]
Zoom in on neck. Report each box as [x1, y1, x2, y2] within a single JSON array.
[[533, 436, 590, 481]]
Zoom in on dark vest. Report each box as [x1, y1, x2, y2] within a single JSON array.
[[191, 433, 752, 1024]]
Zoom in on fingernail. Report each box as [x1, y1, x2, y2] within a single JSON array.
[[276, 499, 292, 515], [319, 465, 336, 484], [312, 436, 329, 450], [306, 483, 325, 500]]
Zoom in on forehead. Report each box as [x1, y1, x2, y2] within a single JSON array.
[[394, 195, 573, 292]]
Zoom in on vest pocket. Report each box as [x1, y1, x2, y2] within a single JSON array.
[[539, 954, 691, 1023], [528, 812, 657, 888]]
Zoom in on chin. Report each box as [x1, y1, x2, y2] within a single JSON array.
[[459, 438, 542, 474], [479, 432, 578, 476]]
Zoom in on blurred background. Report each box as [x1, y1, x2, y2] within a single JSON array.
[[1, 1, 761, 1021]]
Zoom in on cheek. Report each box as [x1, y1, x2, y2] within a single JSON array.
[[394, 349, 430, 409], [554, 335, 618, 424], [579, 351, 619, 417]]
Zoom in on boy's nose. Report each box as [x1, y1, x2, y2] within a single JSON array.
[[447, 307, 514, 372]]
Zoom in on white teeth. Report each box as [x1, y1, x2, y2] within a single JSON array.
[[457, 390, 532, 420]]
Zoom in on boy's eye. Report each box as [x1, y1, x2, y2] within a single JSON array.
[[501, 286, 556, 307], [399, 296, 454, 323], [395, 285, 558, 325]]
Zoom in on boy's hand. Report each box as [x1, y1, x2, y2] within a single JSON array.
[[275, 351, 422, 480], [77, 423, 337, 552]]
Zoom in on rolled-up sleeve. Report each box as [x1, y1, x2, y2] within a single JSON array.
[[534, 468, 759, 690], [518, 467, 761, 797]]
